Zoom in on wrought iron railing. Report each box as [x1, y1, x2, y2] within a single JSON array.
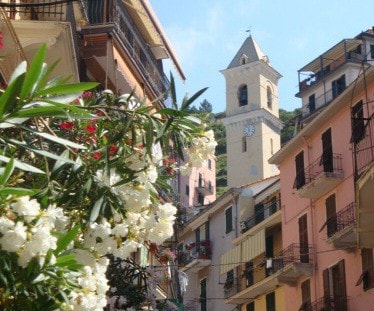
[[240, 198, 281, 233], [302, 88, 334, 119], [178, 240, 212, 266], [2, 0, 68, 21], [354, 112, 374, 180], [299, 50, 364, 93], [299, 295, 348, 311], [196, 179, 214, 195], [224, 244, 312, 299], [321, 202, 356, 238], [294, 153, 343, 190]]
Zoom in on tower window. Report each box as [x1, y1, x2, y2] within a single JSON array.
[[238, 85, 248, 106], [242, 137, 247, 152], [267, 86, 272, 109], [270, 138, 274, 155]]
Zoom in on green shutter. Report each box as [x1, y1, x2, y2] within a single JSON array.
[[226, 207, 233, 233]]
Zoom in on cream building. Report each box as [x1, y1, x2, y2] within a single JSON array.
[[221, 36, 282, 188]]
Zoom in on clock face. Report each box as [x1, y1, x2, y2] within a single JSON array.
[[244, 124, 255, 137]]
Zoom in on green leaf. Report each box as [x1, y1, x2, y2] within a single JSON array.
[[0, 73, 25, 117], [0, 155, 44, 174], [8, 138, 76, 164], [31, 131, 86, 150], [36, 82, 99, 96], [90, 196, 105, 223], [37, 58, 61, 91], [0, 188, 39, 196], [0, 158, 14, 186], [20, 44, 47, 100], [181, 87, 208, 111], [169, 74, 178, 110], [8, 61, 27, 85], [156, 108, 189, 117], [0, 117, 28, 128], [55, 225, 80, 255], [32, 273, 49, 284]]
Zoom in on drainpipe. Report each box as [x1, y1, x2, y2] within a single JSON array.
[[302, 136, 319, 299]]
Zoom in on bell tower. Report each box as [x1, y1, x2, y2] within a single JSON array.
[[221, 35, 282, 187]]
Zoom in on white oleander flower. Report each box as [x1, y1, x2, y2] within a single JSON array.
[[0, 216, 15, 234], [0, 221, 27, 252], [11, 196, 40, 222]]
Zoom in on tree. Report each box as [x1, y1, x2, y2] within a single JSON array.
[[0, 45, 215, 310], [199, 99, 213, 113]]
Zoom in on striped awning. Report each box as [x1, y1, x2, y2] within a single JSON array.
[[220, 245, 241, 274]]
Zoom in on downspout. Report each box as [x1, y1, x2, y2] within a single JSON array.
[[302, 136, 319, 299]]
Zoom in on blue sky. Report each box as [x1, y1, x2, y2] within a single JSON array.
[[150, 0, 373, 113]]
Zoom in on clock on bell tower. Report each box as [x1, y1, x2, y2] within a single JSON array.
[[221, 35, 283, 188]]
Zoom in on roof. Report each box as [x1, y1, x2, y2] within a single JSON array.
[[298, 39, 361, 73], [122, 0, 185, 81], [270, 66, 374, 165], [227, 35, 266, 69]]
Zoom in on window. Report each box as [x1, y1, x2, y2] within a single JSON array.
[[245, 261, 254, 287], [332, 74, 346, 99], [370, 44, 374, 59], [270, 138, 274, 155], [246, 302, 255, 311], [301, 279, 311, 309], [208, 159, 212, 170], [242, 137, 247, 152], [185, 185, 189, 195], [197, 193, 204, 206], [295, 151, 305, 189], [360, 248, 374, 291], [225, 206, 233, 233], [323, 260, 347, 311], [351, 100, 365, 143], [200, 278, 207, 311], [267, 86, 273, 109], [321, 128, 333, 173], [265, 235, 274, 277], [208, 180, 212, 192], [224, 270, 234, 290], [308, 94, 316, 113], [238, 85, 248, 106], [325, 194, 337, 238], [198, 173, 203, 188], [266, 292, 276, 311], [298, 214, 309, 263]]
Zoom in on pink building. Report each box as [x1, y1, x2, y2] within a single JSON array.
[[270, 29, 374, 310]]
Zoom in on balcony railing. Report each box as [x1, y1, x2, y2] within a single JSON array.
[[321, 202, 356, 238], [299, 295, 348, 311], [294, 153, 343, 190], [298, 50, 364, 93], [354, 113, 374, 180], [196, 179, 214, 196], [2, 0, 68, 21], [281, 243, 313, 265], [178, 240, 212, 267], [240, 198, 281, 233]]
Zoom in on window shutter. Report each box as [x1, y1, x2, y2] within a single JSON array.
[[295, 151, 305, 189], [321, 128, 333, 172], [325, 194, 337, 237], [351, 100, 365, 143], [361, 249, 374, 290], [226, 207, 233, 233], [205, 221, 210, 241], [323, 268, 330, 308], [298, 214, 309, 263]]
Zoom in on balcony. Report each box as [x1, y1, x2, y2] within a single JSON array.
[[297, 39, 364, 94], [277, 243, 313, 286], [299, 295, 348, 311], [196, 179, 214, 196], [354, 113, 374, 248], [178, 240, 212, 273], [320, 202, 356, 250], [224, 255, 284, 304], [81, 0, 170, 103], [240, 198, 281, 234], [294, 153, 344, 199]]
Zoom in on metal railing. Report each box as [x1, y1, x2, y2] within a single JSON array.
[[299, 295, 348, 311], [224, 244, 313, 299], [294, 153, 343, 190], [299, 50, 364, 92], [196, 179, 214, 195], [354, 113, 374, 180], [178, 240, 212, 266], [322, 202, 356, 238], [240, 198, 281, 233], [302, 88, 334, 118], [2, 0, 68, 21]]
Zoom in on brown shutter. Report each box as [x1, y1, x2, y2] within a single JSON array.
[[321, 128, 333, 172], [299, 214, 309, 263], [295, 151, 305, 189], [336, 260, 347, 311], [323, 268, 330, 309], [325, 194, 337, 237], [301, 279, 311, 305], [361, 249, 374, 290]]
